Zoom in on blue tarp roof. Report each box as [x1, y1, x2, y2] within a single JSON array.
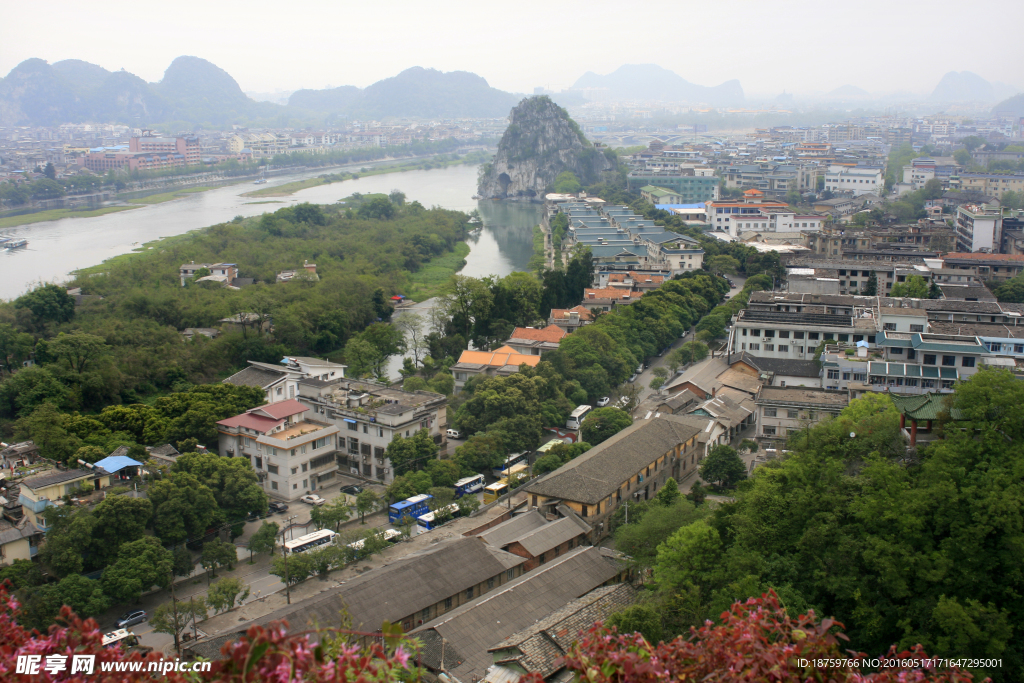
[[93, 456, 142, 473], [655, 203, 706, 210]]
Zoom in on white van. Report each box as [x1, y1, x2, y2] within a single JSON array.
[[446, 428, 463, 439]]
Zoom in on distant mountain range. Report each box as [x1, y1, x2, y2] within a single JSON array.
[[929, 71, 1018, 102], [0, 58, 523, 127], [570, 64, 744, 106], [289, 67, 520, 118]]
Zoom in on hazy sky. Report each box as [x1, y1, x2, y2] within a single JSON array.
[[2, 0, 1022, 97]]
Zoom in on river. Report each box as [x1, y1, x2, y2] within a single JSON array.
[[0, 164, 542, 300]]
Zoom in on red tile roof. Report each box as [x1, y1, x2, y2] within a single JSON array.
[[585, 287, 634, 300], [550, 305, 593, 321], [251, 399, 308, 419], [944, 252, 1024, 261], [217, 412, 282, 433]]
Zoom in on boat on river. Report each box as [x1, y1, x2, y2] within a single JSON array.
[[4, 239, 28, 251]]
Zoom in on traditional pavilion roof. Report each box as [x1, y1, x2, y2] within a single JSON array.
[[890, 392, 964, 421]]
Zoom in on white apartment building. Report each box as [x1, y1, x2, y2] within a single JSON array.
[[955, 204, 1002, 253], [216, 399, 341, 500], [296, 377, 448, 484], [223, 357, 347, 405], [823, 166, 884, 196]]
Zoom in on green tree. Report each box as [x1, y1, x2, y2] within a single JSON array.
[[207, 577, 250, 614], [200, 539, 237, 581], [39, 507, 95, 577], [707, 255, 741, 275], [992, 273, 1024, 303], [310, 497, 351, 531], [151, 597, 208, 654], [357, 196, 396, 220], [553, 170, 582, 194], [889, 275, 930, 299], [384, 429, 439, 475], [953, 148, 972, 166], [698, 445, 747, 488], [91, 494, 153, 566], [655, 477, 680, 507], [453, 433, 508, 474], [148, 471, 222, 544], [172, 545, 194, 578], [173, 450, 267, 521], [613, 497, 706, 570], [102, 537, 173, 604], [607, 604, 664, 644], [14, 283, 75, 325], [0, 559, 44, 589], [355, 490, 381, 523], [862, 272, 878, 295], [247, 521, 279, 562], [43, 162, 56, 180], [580, 407, 633, 446]]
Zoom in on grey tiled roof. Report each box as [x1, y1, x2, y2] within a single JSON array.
[[478, 511, 547, 548], [489, 583, 637, 679], [222, 365, 285, 389], [524, 418, 701, 505], [22, 468, 98, 490], [508, 515, 591, 557], [735, 353, 822, 378], [250, 537, 524, 636], [409, 546, 625, 682]]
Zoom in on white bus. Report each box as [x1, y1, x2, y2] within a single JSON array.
[[454, 474, 485, 497], [491, 451, 529, 478], [284, 529, 337, 554], [416, 504, 461, 531], [346, 528, 402, 554], [102, 629, 139, 649], [566, 405, 593, 430]]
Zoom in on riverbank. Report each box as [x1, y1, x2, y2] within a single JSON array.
[[243, 152, 489, 199], [406, 241, 471, 300], [0, 204, 138, 230]]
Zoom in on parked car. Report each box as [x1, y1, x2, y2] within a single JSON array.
[[300, 494, 327, 506], [339, 485, 363, 497], [628, 373, 638, 383], [116, 610, 147, 629], [446, 428, 463, 439], [636, 364, 644, 374], [617, 396, 630, 409], [596, 397, 611, 407], [268, 502, 288, 514]]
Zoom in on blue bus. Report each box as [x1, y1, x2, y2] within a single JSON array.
[[454, 474, 485, 498], [388, 493, 433, 523], [416, 504, 460, 531]]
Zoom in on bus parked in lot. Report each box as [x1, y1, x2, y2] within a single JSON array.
[[416, 504, 461, 531], [346, 528, 402, 555], [491, 451, 529, 478], [284, 529, 337, 554], [566, 405, 592, 430], [483, 480, 509, 504], [454, 474, 485, 497], [388, 494, 433, 523]]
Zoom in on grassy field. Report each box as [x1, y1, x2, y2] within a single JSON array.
[[127, 186, 215, 205], [0, 205, 139, 230], [243, 200, 285, 205], [242, 177, 326, 198], [406, 241, 470, 300]]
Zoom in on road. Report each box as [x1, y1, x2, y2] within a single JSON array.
[[627, 275, 746, 410]]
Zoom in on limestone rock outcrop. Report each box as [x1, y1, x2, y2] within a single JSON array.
[[477, 96, 613, 200]]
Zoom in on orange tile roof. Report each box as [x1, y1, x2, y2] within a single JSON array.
[[456, 346, 542, 368], [509, 325, 566, 343], [743, 188, 765, 196], [585, 287, 634, 300], [550, 305, 593, 321]]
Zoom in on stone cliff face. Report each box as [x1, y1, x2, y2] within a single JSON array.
[[478, 96, 613, 200]]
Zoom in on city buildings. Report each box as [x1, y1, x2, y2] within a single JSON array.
[[955, 204, 1003, 253], [823, 165, 884, 196], [754, 386, 850, 449]]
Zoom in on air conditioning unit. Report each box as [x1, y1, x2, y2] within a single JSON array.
[[762, 337, 770, 342]]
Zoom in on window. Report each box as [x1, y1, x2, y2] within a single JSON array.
[[883, 323, 896, 331], [764, 330, 775, 338], [765, 344, 775, 351], [778, 331, 790, 339], [750, 343, 760, 351], [853, 372, 867, 382], [255, 456, 262, 469], [293, 483, 298, 489], [268, 465, 279, 475], [797, 347, 804, 354], [808, 332, 820, 340], [487, 578, 495, 590], [764, 408, 777, 417], [750, 329, 760, 336], [910, 325, 924, 332], [361, 443, 371, 456], [568, 538, 574, 549], [466, 587, 474, 600], [347, 421, 358, 431], [962, 356, 976, 368], [291, 467, 297, 475], [742, 328, 748, 336], [444, 597, 452, 610], [302, 463, 307, 472], [313, 437, 329, 450], [827, 369, 840, 379], [538, 552, 546, 565], [374, 446, 385, 459], [778, 345, 789, 353], [838, 334, 849, 342], [794, 331, 804, 339], [890, 347, 903, 355], [788, 410, 798, 418], [762, 426, 776, 435], [907, 349, 917, 360], [363, 424, 368, 434], [942, 355, 956, 366], [581, 505, 589, 517], [422, 608, 431, 621], [302, 479, 308, 488], [378, 427, 385, 437], [507, 568, 515, 581], [271, 481, 278, 490], [348, 437, 359, 454]]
